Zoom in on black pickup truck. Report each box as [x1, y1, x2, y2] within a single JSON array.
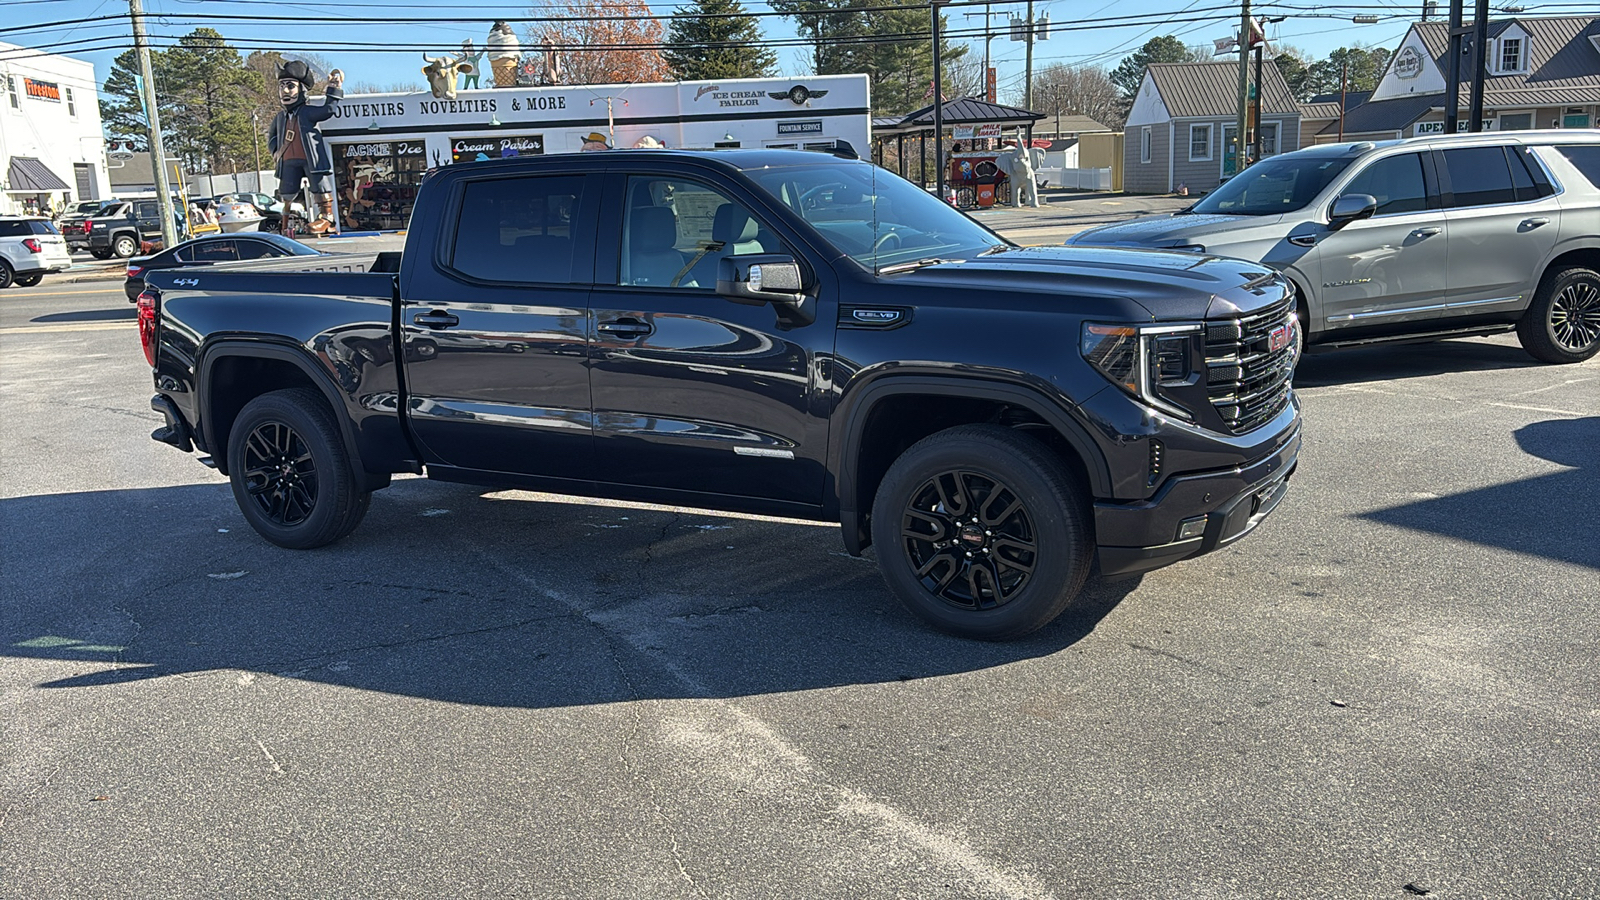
[[140, 148, 1302, 639]]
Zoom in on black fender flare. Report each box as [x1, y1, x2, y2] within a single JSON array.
[[830, 375, 1113, 555], [196, 339, 374, 484]]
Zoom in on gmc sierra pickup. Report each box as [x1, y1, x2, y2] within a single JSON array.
[[141, 148, 1302, 639]]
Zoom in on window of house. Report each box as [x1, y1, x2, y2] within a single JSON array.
[[1442, 146, 1518, 207], [1498, 37, 1523, 73], [1260, 123, 1280, 157], [1342, 153, 1428, 215], [1141, 126, 1151, 164], [1189, 123, 1212, 161], [449, 175, 585, 284], [1499, 112, 1533, 131], [6, 76, 18, 109], [66, 87, 76, 117]]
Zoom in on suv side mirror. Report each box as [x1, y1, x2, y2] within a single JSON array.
[[718, 254, 808, 306], [1329, 193, 1378, 230]]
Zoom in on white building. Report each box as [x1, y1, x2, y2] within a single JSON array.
[[0, 42, 112, 216], [318, 74, 871, 232]]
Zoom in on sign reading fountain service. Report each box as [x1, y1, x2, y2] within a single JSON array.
[[451, 135, 545, 162]]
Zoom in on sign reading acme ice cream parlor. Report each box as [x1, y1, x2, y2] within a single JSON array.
[[451, 135, 545, 162]]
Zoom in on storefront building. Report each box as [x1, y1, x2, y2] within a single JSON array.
[[318, 74, 870, 232], [0, 42, 111, 216]]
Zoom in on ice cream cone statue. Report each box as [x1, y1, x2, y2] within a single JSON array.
[[487, 22, 521, 88]]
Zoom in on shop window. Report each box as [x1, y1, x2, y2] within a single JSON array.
[[66, 87, 76, 117], [6, 76, 17, 109], [1499, 112, 1533, 131], [1189, 123, 1212, 161], [450, 175, 584, 284], [333, 140, 428, 233]]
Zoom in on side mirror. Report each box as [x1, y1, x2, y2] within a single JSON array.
[[1328, 193, 1378, 230], [717, 254, 808, 306]]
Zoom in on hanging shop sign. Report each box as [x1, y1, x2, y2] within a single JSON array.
[[953, 124, 1003, 140], [451, 134, 545, 162], [24, 78, 61, 102], [335, 141, 427, 160], [776, 120, 824, 136]]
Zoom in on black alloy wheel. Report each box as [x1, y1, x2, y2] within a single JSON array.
[[1519, 266, 1600, 363], [871, 425, 1092, 640], [901, 469, 1038, 611], [227, 388, 370, 548], [241, 420, 319, 526]]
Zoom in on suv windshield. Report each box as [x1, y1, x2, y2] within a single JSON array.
[[747, 162, 1006, 271], [1189, 155, 1355, 216]]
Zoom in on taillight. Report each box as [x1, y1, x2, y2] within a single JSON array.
[[137, 288, 158, 366], [126, 264, 143, 277], [22, 238, 41, 253]]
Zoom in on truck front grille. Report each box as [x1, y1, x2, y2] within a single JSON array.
[[1205, 294, 1296, 435]]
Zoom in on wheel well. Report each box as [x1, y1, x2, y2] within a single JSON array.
[[1543, 248, 1600, 285], [850, 394, 1093, 549], [205, 355, 321, 474]]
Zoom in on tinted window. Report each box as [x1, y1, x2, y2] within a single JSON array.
[[190, 240, 237, 262], [450, 175, 584, 284], [30, 220, 60, 235], [0, 221, 27, 237], [1443, 147, 1517, 207], [1189, 155, 1354, 216], [1554, 145, 1600, 190], [135, 201, 160, 218], [1341, 153, 1428, 215], [233, 239, 280, 260], [620, 177, 777, 290]]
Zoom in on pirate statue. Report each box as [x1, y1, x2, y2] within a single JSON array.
[[269, 60, 344, 235]]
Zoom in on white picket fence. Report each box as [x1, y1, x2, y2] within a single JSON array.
[[1038, 167, 1113, 191]]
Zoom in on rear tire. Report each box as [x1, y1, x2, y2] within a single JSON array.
[[0, 261, 13, 289], [14, 273, 43, 287], [90, 249, 112, 260], [227, 388, 370, 549], [870, 425, 1093, 640], [1517, 266, 1600, 363]]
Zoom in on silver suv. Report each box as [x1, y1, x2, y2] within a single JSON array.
[[1070, 131, 1600, 364]]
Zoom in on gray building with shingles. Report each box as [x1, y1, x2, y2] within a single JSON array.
[[1122, 61, 1301, 195], [1324, 15, 1599, 142]]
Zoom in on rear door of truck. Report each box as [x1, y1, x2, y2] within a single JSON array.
[[396, 167, 599, 485]]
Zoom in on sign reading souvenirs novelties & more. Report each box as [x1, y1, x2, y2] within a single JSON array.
[[451, 135, 545, 163]]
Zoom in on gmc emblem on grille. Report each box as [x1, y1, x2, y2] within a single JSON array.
[[1268, 324, 1291, 352]]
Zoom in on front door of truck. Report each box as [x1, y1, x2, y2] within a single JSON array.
[[587, 173, 831, 510], [399, 171, 598, 484]]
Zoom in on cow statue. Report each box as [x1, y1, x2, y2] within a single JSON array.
[[994, 140, 1045, 208], [422, 52, 474, 101]]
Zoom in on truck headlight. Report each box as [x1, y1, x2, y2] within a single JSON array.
[[1082, 322, 1204, 420]]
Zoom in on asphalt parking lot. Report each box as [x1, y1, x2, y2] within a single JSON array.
[[2, 238, 1596, 897]]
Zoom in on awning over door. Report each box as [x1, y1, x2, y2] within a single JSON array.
[[5, 156, 72, 193]]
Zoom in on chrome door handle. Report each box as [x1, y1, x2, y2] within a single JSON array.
[[412, 309, 460, 328], [1411, 227, 1442, 238], [1521, 217, 1550, 229], [597, 318, 653, 338]]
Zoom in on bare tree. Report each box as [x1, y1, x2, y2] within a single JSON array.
[[1031, 63, 1124, 132], [942, 53, 987, 101], [523, 0, 670, 85]]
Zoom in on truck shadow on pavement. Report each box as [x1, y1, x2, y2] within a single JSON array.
[[30, 307, 137, 324], [1293, 338, 1543, 387], [3, 478, 1138, 708], [1359, 417, 1598, 571]]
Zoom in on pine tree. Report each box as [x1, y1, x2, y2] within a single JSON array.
[[663, 0, 776, 81]]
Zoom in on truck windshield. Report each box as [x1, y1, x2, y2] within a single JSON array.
[[749, 162, 1006, 272], [1189, 155, 1354, 216]]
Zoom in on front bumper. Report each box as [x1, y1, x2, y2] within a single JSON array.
[[1095, 422, 1300, 578]]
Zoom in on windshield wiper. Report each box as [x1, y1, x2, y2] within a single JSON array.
[[975, 245, 1012, 256], [876, 257, 963, 275]]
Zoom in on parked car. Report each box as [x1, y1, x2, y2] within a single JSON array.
[[0, 216, 73, 288], [60, 199, 121, 252], [124, 232, 322, 301], [1069, 130, 1600, 364], [139, 148, 1302, 640], [80, 198, 187, 259]]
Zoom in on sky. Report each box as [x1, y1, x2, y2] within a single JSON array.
[[2, 0, 1562, 108]]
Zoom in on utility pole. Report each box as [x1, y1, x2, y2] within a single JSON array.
[[1234, 0, 1251, 177], [250, 110, 261, 192], [129, 0, 178, 248], [1444, 0, 1463, 134], [1338, 59, 1348, 141], [933, 0, 947, 203], [1024, 0, 1035, 111], [1467, 0, 1489, 131], [963, 3, 1003, 102]]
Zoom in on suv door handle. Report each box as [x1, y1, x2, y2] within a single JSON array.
[[1411, 227, 1442, 238], [598, 318, 653, 338], [1520, 217, 1550, 230], [412, 309, 460, 329]]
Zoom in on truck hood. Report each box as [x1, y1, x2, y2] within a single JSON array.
[[890, 245, 1283, 320], [1068, 212, 1286, 248]]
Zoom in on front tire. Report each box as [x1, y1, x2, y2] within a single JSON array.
[[1517, 266, 1600, 363], [870, 425, 1093, 640], [227, 388, 370, 549]]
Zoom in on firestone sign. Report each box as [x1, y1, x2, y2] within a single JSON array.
[[23, 77, 61, 102]]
